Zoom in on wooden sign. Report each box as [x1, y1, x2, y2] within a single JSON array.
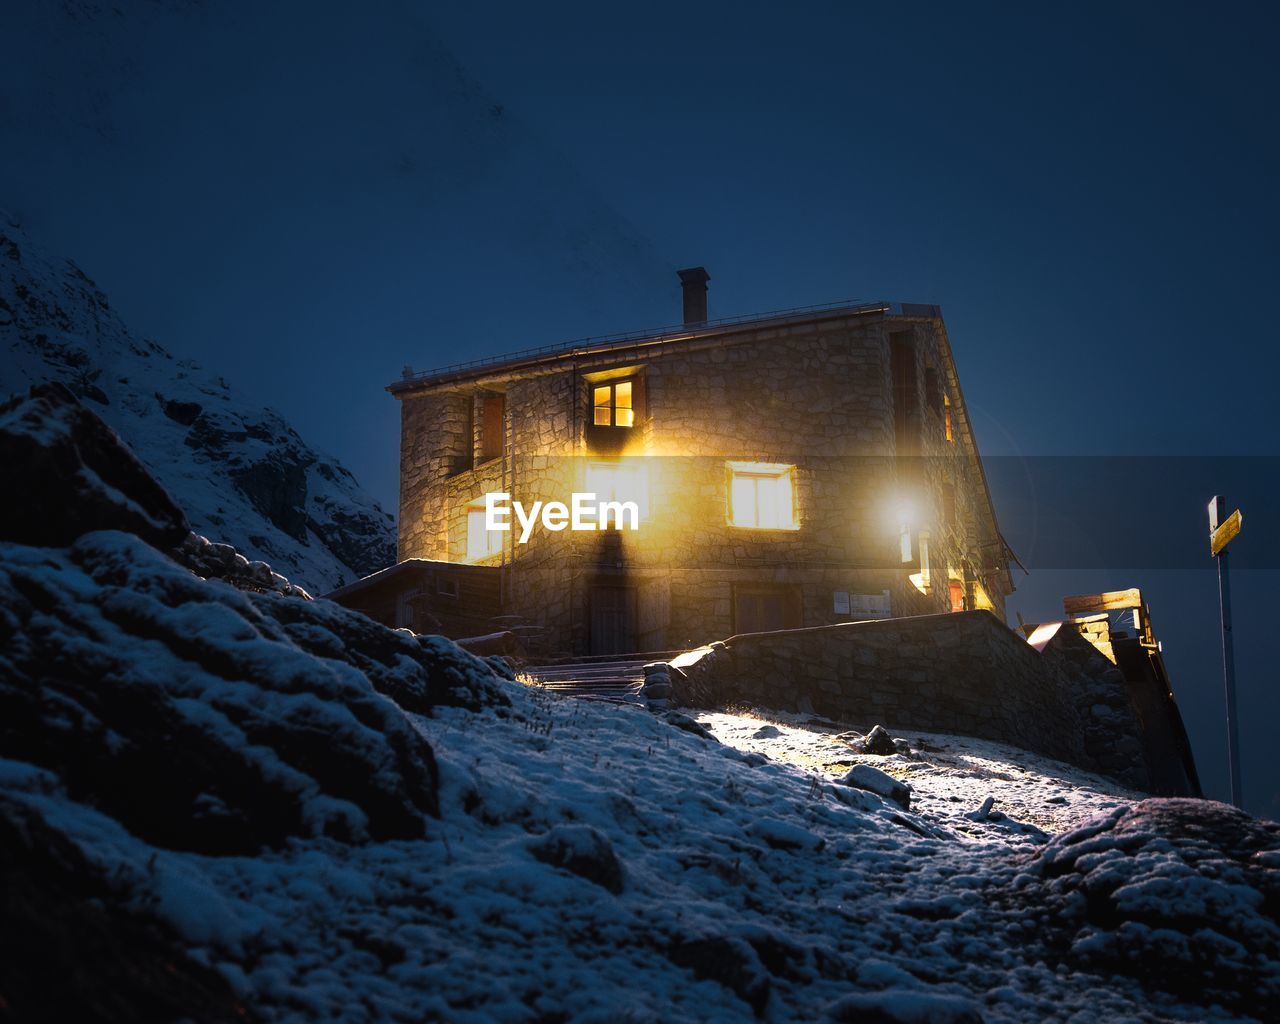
[[1063, 588, 1143, 616], [1211, 508, 1243, 557]]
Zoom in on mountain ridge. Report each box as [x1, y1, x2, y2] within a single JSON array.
[[0, 216, 395, 594]]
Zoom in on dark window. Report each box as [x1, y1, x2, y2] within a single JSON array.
[[437, 578, 459, 599], [940, 482, 956, 528], [479, 393, 504, 462], [924, 367, 943, 418], [890, 333, 920, 457]]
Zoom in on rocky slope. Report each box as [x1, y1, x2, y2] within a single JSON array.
[[0, 218, 395, 594], [1, 387, 1277, 1023]]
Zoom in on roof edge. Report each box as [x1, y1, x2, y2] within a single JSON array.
[[389, 299, 941, 394]]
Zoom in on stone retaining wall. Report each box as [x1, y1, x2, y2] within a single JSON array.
[[672, 610, 1130, 773]]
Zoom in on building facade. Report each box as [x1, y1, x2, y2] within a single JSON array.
[[384, 272, 1015, 656]]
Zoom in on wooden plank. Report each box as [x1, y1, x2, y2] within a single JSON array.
[[1063, 588, 1143, 615], [1211, 508, 1243, 557]]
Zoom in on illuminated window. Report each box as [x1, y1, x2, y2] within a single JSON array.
[[944, 394, 953, 442], [727, 462, 797, 530], [584, 460, 649, 523], [909, 532, 931, 594], [465, 501, 502, 562], [592, 379, 634, 427]]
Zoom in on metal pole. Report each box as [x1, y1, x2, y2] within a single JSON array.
[[1215, 539, 1242, 808]]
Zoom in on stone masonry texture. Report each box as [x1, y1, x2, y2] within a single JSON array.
[[393, 309, 1013, 656]]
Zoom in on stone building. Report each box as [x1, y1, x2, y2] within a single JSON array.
[[378, 270, 1016, 655]]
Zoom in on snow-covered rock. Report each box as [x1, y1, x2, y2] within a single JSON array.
[[0, 530, 508, 854], [862, 724, 898, 755], [1009, 798, 1280, 1018], [842, 764, 913, 810], [0, 221, 395, 593], [0, 382, 190, 550]]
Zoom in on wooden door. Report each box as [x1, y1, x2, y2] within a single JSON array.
[[589, 585, 638, 655], [733, 585, 803, 635]]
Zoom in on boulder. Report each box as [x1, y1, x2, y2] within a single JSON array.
[[0, 531, 511, 855], [668, 935, 771, 1016], [0, 795, 250, 1023], [0, 383, 189, 550], [172, 530, 312, 598], [966, 796, 996, 822], [662, 711, 714, 740], [1014, 798, 1280, 1019], [527, 824, 624, 894], [862, 724, 897, 755], [841, 764, 911, 810]]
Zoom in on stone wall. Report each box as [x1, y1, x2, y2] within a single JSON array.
[[667, 610, 1200, 792], [395, 309, 1012, 654], [671, 610, 1087, 765], [1036, 624, 1151, 789]]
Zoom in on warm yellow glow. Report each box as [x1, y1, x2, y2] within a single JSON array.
[[727, 462, 797, 530], [584, 460, 649, 521], [615, 380, 633, 427], [592, 380, 635, 428], [971, 578, 995, 611], [944, 394, 953, 442], [909, 531, 931, 593], [593, 385, 611, 426], [465, 502, 502, 562]]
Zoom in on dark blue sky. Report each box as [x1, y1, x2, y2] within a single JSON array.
[[4, 1, 1277, 813]]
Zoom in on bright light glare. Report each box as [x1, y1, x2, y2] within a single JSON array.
[[728, 462, 797, 529], [466, 502, 502, 562], [584, 461, 649, 521]]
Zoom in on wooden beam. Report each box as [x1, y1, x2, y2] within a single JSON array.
[[1063, 588, 1143, 615]]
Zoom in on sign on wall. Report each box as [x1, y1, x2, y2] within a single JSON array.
[[847, 591, 892, 620]]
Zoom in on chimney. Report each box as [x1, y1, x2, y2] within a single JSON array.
[[678, 266, 711, 325]]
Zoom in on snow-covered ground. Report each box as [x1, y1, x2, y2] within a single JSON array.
[[5, 657, 1274, 1022], [699, 709, 1140, 842], [0, 490, 1271, 1021]]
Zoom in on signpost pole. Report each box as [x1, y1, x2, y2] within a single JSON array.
[[1209, 495, 1242, 808]]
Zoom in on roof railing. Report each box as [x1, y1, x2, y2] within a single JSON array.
[[390, 297, 895, 388]]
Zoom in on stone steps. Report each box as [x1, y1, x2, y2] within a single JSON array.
[[522, 656, 658, 701]]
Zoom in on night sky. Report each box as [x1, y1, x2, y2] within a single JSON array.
[[4, 2, 1277, 814]]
